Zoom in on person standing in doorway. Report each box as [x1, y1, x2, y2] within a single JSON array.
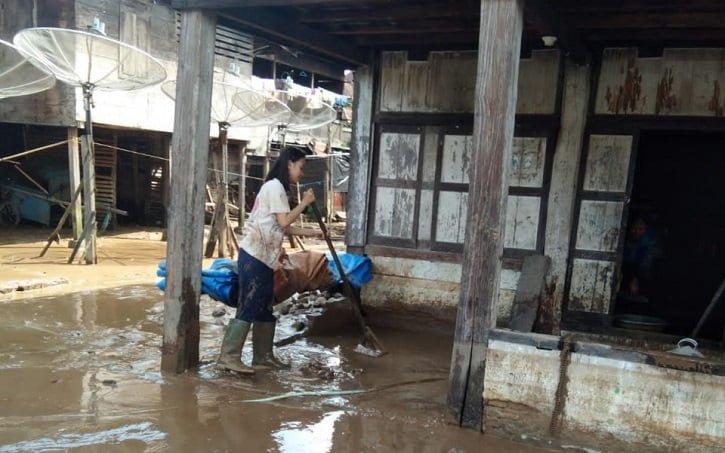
[[217, 146, 324, 374]]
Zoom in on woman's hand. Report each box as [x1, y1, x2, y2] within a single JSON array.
[[302, 188, 316, 206]]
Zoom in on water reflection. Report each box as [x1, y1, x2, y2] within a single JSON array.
[[273, 410, 345, 453], [0, 422, 166, 452]]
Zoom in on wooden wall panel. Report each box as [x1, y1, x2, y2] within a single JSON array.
[[379, 49, 560, 114], [568, 258, 615, 314], [575, 200, 623, 253], [441, 135, 472, 184], [510, 137, 546, 188], [402, 61, 430, 112], [373, 187, 416, 239], [596, 47, 725, 117], [435, 190, 468, 243], [516, 49, 560, 114], [504, 195, 540, 250], [583, 135, 633, 192], [378, 132, 420, 180], [418, 189, 434, 241], [379, 51, 406, 112]]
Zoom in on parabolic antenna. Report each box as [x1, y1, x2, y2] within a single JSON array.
[[266, 90, 337, 132], [13, 27, 166, 91], [0, 39, 55, 99], [162, 79, 292, 127], [11, 27, 167, 265]]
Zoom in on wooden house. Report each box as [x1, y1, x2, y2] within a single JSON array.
[[0, 0, 257, 227], [164, 1, 725, 451]]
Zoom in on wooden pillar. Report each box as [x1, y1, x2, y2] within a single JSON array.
[[161, 134, 171, 228], [447, 0, 524, 430], [541, 61, 591, 334], [162, 8, 216, 374], [67, 127, 82, 241], [345, 58, 375, 253], [80, 135, 97, 264], [238, 143, 246, 230]]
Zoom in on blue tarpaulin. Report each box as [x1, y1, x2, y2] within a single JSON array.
[[156, 258, 238, 307], [156, 253, 373, 306]]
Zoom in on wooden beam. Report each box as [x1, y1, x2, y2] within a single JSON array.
[[526, 0, 589, 64], [252, 45, 345, 81], [345, 55, 374, 249], [353, 32, 479, 48], [330, 23, 477, 36], [540, 61, 591, 335], [220, 9, 366, 66], [447, 0, 524, 431], [162, 9, 217, 374], [300, 4, 479, 24], [586, 28, 725, 42], [172, 0, 389, 8], [559, 0, 725, 14], [575, 12, 725, 29]]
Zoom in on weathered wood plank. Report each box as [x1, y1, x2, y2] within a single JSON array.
[[583, 135, 633, 192], [377, 132, 420, 180], [541, 62, 591, 335], [510, 137, 546, 188], [379, 52, 406, 112], [504, 195, 540, 250], [436, 191, 468, 243], [568, 258, 615, 314], [448, 0, 524, 431], [510, 255, 551, 332], [402, 61, 430, 112], [595, 48, 725, 117], [516, 50, 560, 115], [345, 61, 374, 249], [417, 126, 441, 241], [441, 135, 472, 184], [575, 200, 624, 253], [67, 128, 83, 240], [162, 9, 217, 374], [373, 187, 416, 239]]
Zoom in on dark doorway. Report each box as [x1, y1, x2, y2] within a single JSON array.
[[617, 130, 725, 341]]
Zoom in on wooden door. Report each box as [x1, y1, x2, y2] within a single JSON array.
[[565, 133, 637, 322]]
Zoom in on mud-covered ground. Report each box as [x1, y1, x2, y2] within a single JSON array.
[[0, 226, 553, 452]]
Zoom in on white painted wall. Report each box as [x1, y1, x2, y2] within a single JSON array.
[[485, 338, 725, 451]]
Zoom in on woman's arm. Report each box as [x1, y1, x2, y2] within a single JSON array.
[[275, 188, 315, 229]]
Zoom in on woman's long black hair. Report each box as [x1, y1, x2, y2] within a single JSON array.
[[265, 146, 307, 191]]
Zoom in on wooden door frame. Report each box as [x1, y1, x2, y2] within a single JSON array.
[[563, 114, 725, 329]]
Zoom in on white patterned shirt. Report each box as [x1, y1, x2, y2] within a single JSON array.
[[240, 178, 290, 269]]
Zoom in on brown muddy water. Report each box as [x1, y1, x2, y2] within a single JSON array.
[[0, 285, 552, 452]]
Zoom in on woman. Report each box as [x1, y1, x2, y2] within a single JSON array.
[[217, 146, 323, 374]]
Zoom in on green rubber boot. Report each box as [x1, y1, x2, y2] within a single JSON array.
[[216, 318, 255, 375], [252, 322, 289, 369]]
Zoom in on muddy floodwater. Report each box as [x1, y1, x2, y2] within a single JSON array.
[[0, 285, 551, 452]]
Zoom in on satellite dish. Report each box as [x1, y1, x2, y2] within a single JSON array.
[[13, 27, 166, 91], [12, 27, 167, 264], [0, 39, 55, 99], [269, 90, 337, 132], [162, 79, 292, 127]]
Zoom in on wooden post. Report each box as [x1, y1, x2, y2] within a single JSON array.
[[238, 143, 246, 231], [161, 134, 171, 228], [80, 135, 97, 264], [162, 8, 216, 374], [540, 62, 591, 334], [447, 0, 524, 430], [218, 124, 229, 257], [345, 57, 374, 253], [67, 127, 82, 241]]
